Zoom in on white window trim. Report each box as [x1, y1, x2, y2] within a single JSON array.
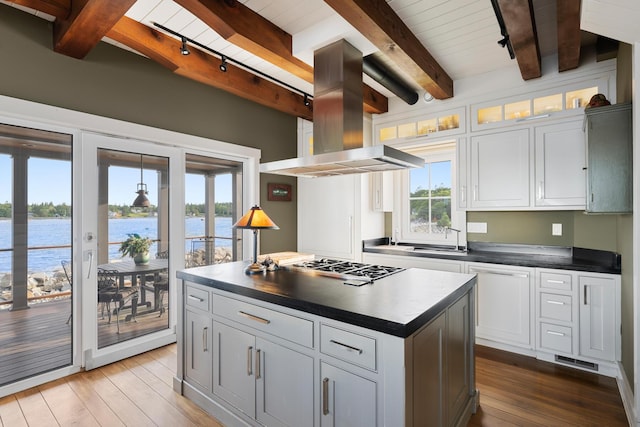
[[393, 140, 466, 246]]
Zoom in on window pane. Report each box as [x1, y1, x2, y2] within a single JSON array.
[[410, 165, 429, 195], [410, 199, 430, 232], [430, 161, 451, 191], [408, 158, 452, 237]]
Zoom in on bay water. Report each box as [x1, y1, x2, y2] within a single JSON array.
[[0, 216, 232, 275]]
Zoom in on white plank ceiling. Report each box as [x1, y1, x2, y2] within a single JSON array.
[[2, 0, 596, 100]]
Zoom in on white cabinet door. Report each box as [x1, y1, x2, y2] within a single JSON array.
[[185, 309, 212, 392], [579, 276, 618, 361], [470, 129, 530, 208], [298, 175, 356, 260], [320, 362, 377, 427], [256, 338, 315, 427], [469, 263, 533, 348], [212, 321, 256, 417], [534, 120, 586, 207]]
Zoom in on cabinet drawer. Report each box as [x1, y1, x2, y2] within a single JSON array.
[[540, 293, 572, 322], [539, 272, 572, 291], [185, 285, 210, 312], [320, 324, 376, 371], [212, 294, 313, 348], [540, 322, 572, 354]]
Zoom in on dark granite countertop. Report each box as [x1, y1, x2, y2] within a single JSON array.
[[363, 238, 621, 274], [177, 261, 476, 338]]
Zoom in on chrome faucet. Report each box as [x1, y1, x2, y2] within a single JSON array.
[[445, 227, 461, 251]]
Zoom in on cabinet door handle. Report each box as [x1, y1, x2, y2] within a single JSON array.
[[546, 279, 566, 284], [461, 185, 466, 204], [546, 300, 565, 305], [202, 327, 208, 352], [538, 181, 544, 200], [584, 286, 588, 305], [188, 295, 204, 303], [322, 378, 330, 416], [473, 185, 478, 201], [247, 346, 253, 376], [255, 349, 261, 379], [238, 311, 271, 324], [330, 339, 363, 354], [546, 330, 565, 337]]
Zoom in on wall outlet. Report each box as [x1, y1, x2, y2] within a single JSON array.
[[467, 222, 488, 233], [552, 223, 562, 236]]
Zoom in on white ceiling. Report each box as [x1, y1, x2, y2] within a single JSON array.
[[2, 0, 595, 100]]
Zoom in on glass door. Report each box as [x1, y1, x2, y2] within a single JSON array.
[[81, 133, 181, 369], [0, 123, 74, 386]]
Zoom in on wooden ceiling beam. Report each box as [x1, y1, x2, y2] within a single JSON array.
[[175, 0, 387, 114], [557, 0, 581, 72], [324, 0, 453, 99], [496, 0, 541, 80], [107, 17, 313, 121], [53, 0, 136, 59], [4, 0, 70, 20]]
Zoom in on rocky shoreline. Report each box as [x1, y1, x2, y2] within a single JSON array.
[[0, 246, 233, 307]]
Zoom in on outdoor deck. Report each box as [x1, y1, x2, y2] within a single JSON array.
[[0, 290, 168, 386]]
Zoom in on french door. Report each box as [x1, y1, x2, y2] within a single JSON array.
[[81, 133, 182, 369]]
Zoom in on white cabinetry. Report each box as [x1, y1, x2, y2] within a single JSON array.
[[534, 120, 586, 207], [184, 285, 212, 393], [579, 274, 620, 362], [535, 269, 620, 376], [461, 119, 588, 210], [320, 362, 376, 427], [469, 129, 530, 208], [467, 263, 534, 351]]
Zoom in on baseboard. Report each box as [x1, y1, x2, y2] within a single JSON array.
[[616, 363, 635, 427]]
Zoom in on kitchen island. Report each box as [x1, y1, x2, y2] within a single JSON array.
[[175, 260, 478, 427]]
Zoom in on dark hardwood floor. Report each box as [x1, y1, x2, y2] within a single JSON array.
[[470, 345, 629, 426]]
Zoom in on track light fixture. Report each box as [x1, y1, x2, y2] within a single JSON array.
[[180, 37, 190, 55], [303, 93, 310, 107], [153, 22, 311, 101]]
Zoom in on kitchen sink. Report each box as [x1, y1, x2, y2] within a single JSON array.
[[373, 244, 467, 256]]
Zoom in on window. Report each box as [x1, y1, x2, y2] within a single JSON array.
[[397, 141, 463, 245]]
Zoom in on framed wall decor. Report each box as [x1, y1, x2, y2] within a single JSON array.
[[267, 183, 292, 201]]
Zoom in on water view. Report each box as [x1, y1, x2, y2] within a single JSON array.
[[0, 216, 233, 275]]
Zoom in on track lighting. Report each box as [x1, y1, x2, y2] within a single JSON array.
[[219, 56, 227, 72], [303, 93, 310, 107], [180, 37, 190, 55]]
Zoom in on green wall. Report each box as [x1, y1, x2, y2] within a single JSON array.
[[0, 5, 297, 254]]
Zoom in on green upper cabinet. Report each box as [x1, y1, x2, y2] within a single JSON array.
[[584, 103, 632, 214]]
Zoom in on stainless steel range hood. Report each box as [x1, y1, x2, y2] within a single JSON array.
[[260, 40, 424, 178]]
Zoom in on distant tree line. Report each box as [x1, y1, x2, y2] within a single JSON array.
[[0, 201, 234, 218]]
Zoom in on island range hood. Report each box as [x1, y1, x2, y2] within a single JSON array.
[[259, 40, 424, 178]]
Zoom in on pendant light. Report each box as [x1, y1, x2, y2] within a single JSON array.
[[131, 154, 150, 208]]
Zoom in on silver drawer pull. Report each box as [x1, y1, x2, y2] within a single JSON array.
[[238, 311, 271, 324], [330, 339, 363, 354], [188, 295, 204, 302], [322, 378, 329, 415], [546, 300, 565, 305], [469, 268, 528, 278], [247, 346, 253, 376], [546, 279, 567, 284], [546, 330, 565, 336]]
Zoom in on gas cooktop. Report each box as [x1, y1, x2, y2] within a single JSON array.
[[289, 258, 404, 285]]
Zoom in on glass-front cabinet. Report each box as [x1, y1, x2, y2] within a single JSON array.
[[472, 78, 607, 131], [375, 107, 465, 145]]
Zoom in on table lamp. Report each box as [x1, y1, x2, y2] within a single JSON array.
[[233, 205, 279, 274]]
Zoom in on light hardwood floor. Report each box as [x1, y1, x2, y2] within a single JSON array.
[[0, 344, 629, 426]]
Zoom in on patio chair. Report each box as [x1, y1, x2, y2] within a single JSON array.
[[97, 268, 139, 334], [151, 250, 169, 317], [61, 260, 72, 325]]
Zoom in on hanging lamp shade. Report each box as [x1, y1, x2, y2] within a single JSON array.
[[132, 154, 151, 208]]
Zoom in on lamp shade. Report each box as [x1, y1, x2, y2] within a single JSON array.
[[233, 205, 279, 230]]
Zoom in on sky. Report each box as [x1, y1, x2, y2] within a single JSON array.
[[0, 155, 233, 205]]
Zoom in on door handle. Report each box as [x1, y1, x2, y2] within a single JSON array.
[[202, 327, 208, 352], [255, 349, 261, 379], [247, 346, 253, 376]]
